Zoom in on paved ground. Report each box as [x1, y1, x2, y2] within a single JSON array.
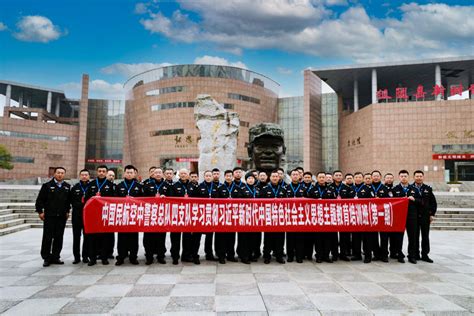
[[0, 229, 472, 315]]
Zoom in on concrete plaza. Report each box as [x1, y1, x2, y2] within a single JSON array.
[[0, 229, 472, 315]]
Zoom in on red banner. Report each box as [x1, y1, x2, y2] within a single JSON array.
[[83, 197, 408, 233]]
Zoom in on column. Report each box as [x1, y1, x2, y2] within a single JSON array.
[[435, 64, 442, 101], [353, 79, 359, 112], [47, 91, 52, 112], [371, 69, 377, 104], [18, 92, 23, 108], [5, 84, 11, 107], [55, 101, 60, 116]]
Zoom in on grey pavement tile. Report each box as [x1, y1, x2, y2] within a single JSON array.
[[97, 273, 141, 284], [178, 273, 216, 284], [215, 295, 267, 312], [216, 283, 260, 296], [262, 295, 316, 312], [299, 282, 345, 294], [216, 273, 256, 284], [258, 282, 304, 296], [110, 296, 169, 314], [441, 295, 474, 312], [254, 273, 290, 283], [171, 283, 216, 296], [0, 300, 20, 314], [126, 284, 174, 297], [0, 286, 46, 300], [396, 294, 467, 311], [137, 273, 180, 285], [77, 284, 133, 298], [55, 274, 103, 286], [32, 285, 89, 298], [354, 295, 410, 310], [165, 296, 214, 312], [379, 282, 433, 294], [338, 281, 391, 296], [59, 297, 121, 314], [307, 293, 368, 311], [2, 298, 72, 315]]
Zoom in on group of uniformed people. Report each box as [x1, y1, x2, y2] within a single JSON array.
[[35, 164, 437, 267]]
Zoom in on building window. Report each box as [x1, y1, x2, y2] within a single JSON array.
[[224, 103, 234, 110], [146, 86, 185, 96], [151, 102, 195, 111], [240, 121, 250, 127], [150, 129, 184, 136], [228, 93, 260, 104], [12, 156, 35, 163], [0, 130, 69, 142]]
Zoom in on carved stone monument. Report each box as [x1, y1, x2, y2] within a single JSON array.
[[194, 94, 240, 181]]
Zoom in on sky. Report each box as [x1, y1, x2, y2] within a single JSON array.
[[0, 0, 473, 100]]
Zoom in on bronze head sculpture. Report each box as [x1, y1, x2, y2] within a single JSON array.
[[248, 123, 286, 174]]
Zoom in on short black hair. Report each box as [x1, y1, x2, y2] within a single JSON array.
[[414, 170, 424, 176], [258, 170, 267, 175], [97, 165, 108, 171], [290, 169, 299, 175], [164, 167, 174, 172], [211, 168, 220, 173], [203, 170, 212, 175], [384, 173, 394, 178], [295, 166, 304, 172], [398, 169, 409, 175], [325, 172, 332, 176], [224, 169, 233, 175], [79, 168, 89, 174], [277, 167, 284, 172], [364, 173, 371, 177], [345, 173, 354, 178], [54, 167, 66, 173], [354, 172, 363, 177], [124, 165, 136, 171], [316, 171, 326, 177], [233, 167, 243, 172], [333, 170, 343, 175], [270, 169, 280, 175], [149, 166, 157, 172], [303, 171, 313, 177], [190, 171, 198, 176], [371, 170, 381, 176]]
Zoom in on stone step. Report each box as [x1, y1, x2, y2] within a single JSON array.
[[30, 223, 72, 229], [0, 213, 21, 222], [432, 220, 474, 226], [0, 223, 32, 236], [431, 226, 474, 231], [0, 209, 13, 216], [0, 218, 26, 229]]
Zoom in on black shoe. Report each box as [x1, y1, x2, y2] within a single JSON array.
[[287, 256, 294, 263], [351, 256, 362, 261], [390, 255, 398, 259], [324, 258, 333, 263], [82, 258, 89, 264], [193, 257, 201, 265], [157, 258, 166, 264], [241, 259, 250, 264], [115, 259, 124, 266], [130, 259, 139, 265], [332, 256, 338, 262], [102, 259, 109, 265], [73, 258, 81, 264], [421, 256, 433, 263], [51, 259, 64, 265], [380, 257, 389, 263], [43, 260, 50, 267], [227, 257, 238, 262], [408, 257, 417, 264], [206, 255, 218, 261], [276, 257, 286, 264], [145, 258, 153, 265], [250, 255, 258, 262], [316, 258, 322, 263], [219, 258, 226, 264], [264, 258, 271, 264], [181, 256, 193, 263], [108, 255, 114, 259], [172, 258, 179, 265], [88, 260, 97, 266], [296, 258, 303, 263], [340, 255, 350, 262], [364, 257, 372, 264], [398, 257, 405, 263]]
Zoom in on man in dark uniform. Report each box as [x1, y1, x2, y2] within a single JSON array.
[[216, 169, 240, 264], [115, 165, 143, 265], [84, 165, 115, 266], [261, 170, 287, 264], [390, 170, 414, 263], [190, 171, 199, 186], [201, 168, 221, 262], [277, 167, 287, 189], [412, 170, 437, 263], [256, 171, 268, 190], [306, 171, 336, 263], [70, 169, 91, 264], [171, 168, 194, 263], [239, 172, 260, 264], [350, 172, 372, 262], [370, 170, 390, 262], [164, 168, 175, 185], [330, 170, 354, 262], [142, 167, 172, 265], [232, 167, 246, 260], [285, 169, 306, 263], [36, 167, 71, 267], [191, 170, 219, 264], [301, 171, 315, 260]]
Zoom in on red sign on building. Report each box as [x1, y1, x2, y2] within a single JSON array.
[[432, 154, 474, 160], [86, 159, 122, 163]]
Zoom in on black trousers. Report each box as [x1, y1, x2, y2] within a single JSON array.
[[215, 232, 236, 259], [363, 232, 378, 259], [204, 232, 214, 256], [88, 233, 107, 261], [72, 215, 88, 260], [170, 232, 182, 260], [181, 232, 193, 259], [406, 209, 418, 259], [328, 232, 339, 258], [417, 211, 431, 257], [286, 232, 305, 260], [104, 233, 115, 257], [263, 232, 285, 259], [339, 232, 351, 257], [315, 232, 331, 260], [351, 232, 362, 257], [191, 232, 203, 259], [41, 216, 67, 261], [143, 232, 166, 260], [250, 232, 262, 258], [379, 232, 390, 259], [237, 232, 254, 260], [389, 232, 405, 258], [304, 232, 315, 259], [117, 232, 139, 261]]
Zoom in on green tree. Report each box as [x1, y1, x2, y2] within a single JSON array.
[[0, 145, 14, 170]]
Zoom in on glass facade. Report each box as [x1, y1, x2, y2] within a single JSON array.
[[322, 93, 339, 172], [0, 130, 69, 141], [278, 96, 304, 171], [151, 102, 195, 111], [85, 99, 125, 175], [150, 129, 184, 136], [146, 86, 185, 96], [228, 93, 260, 104], [12, 156, 35, 163], [124, 64, 279, 95]]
